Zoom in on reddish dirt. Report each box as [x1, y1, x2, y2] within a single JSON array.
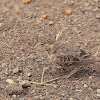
[[0, 0, 100, 100]]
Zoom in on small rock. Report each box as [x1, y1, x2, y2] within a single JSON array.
[[12, 94, 16, 98], [96, 14, 100, 19], [97, 89, 100, 94], [97, 94, 100, 97], [89, 76, 93, 79], [69, 98, 73, 100], [6, 84, 23, 95], [27, 73, 32, 77], [13, 67, 19, 74], [6, 79, 15, 84], [22, 0, 31, 4], [88, 87, 92, 91], [64, 9, 72, 15], [49, 21, 53, 25], [41, 14, 47, 19], [19, 80, 31, 88], [83, 84, 88, 88]]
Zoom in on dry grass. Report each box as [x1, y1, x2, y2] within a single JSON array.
[[30, 67, 81, 86], [56, 30, 63, 41], [93, 47, 100, 57]]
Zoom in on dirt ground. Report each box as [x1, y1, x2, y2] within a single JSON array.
[[0, 0, 100, 100]]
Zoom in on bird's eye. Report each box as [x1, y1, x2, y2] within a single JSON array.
[[41, 44, 44, 45]]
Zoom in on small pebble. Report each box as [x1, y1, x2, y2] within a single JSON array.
[[97, 89, 100, 94], [64, 9, 72, 15], [19, 80, 31, 88], [89, 76, 93, 79], [69, 98, 74, 100], [13, 67, 19, 74], [27, 73, 32, 77], [42, 14, 47, 19], [12, 94, 16, 98], [22, 0, 31, 4], [49, 21, 53, 25], [97, 94, 100, 97], [6, 84, 23, 95], [6, 79, 15, 84], [83, 84, 88, 88], [96, 14, 100, 19]]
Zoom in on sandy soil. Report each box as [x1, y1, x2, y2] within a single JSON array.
[[0, 0, 100, 100]]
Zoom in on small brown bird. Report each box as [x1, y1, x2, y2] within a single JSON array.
[[53, 43, 88, 68]]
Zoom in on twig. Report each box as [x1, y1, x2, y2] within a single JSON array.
[[41, 67, 49, 83], [93, 47, 100, 57], [75, 90, 83, 92], [30, 67, 80, 86], [56, 30, 63, 41], [44, 67, 80, 83], [41, 66, 45, 83], [30, 81, 58, 86]]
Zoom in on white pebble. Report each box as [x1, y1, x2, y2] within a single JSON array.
[[12, 94, 16, 98], [97, 89, 100, 94], [83, 84, 88, 88], [97, 94, 100, 97], [89, 76, 92, 79], [69, 98, 74, 100], [6, 79, 15, 84], [27, 73, 32, 77]]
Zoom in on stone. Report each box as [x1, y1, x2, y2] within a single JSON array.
[[22, 0, 31, 4], [6, 84, 23, 95], [12, 94, 16, 98], [27, 73, 32, 77], [6, 79, 15, 84], [89, 76, 93, 79], [83, 84, 88, 88], [69, 98, 74, 100], [96, 14, 100, 19], [13, 67, 19, 74], [97, 94, 100, 97], [19, 80, 31, 88], [97, 89, 100, 94]]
